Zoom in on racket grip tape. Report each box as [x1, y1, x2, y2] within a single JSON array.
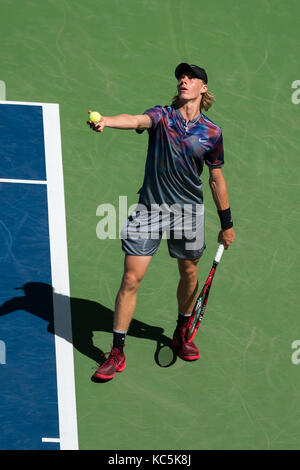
[[214, 243, 224, 264]]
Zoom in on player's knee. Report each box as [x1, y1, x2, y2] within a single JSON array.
[[121, 271, 142, 292], [181, 269, 198, 283], [179, 261, 199, 283]]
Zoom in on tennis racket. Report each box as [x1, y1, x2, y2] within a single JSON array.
[[187, 243, 224, 342]]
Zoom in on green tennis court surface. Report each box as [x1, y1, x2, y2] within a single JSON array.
[[1, 0, 300, 451]]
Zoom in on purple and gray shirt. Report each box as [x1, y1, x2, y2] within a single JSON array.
[[136, 105, 224, 207]]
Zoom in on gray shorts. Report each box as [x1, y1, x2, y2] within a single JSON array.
[[121, 203, 205, 259]]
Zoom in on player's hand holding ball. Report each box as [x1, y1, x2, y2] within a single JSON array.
[[87, 110, 105, 133]]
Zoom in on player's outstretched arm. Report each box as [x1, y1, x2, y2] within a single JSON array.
[[87, 111, 151, 133]]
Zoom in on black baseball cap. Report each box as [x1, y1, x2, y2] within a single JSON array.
[[174, 63, 208, 84]]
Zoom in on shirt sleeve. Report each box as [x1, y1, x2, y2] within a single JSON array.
[[204, 130, 224, 168], [135, 105, 163, 134]]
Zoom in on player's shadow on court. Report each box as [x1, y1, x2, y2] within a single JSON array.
[[0, 282, 177, 370]]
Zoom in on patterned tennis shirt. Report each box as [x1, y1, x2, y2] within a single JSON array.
[[136, 105, 224, 207]]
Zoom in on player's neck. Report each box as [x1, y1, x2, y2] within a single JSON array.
[[178, 98, 202, 122]]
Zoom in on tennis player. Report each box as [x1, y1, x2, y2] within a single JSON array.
[[87, 63, 235, 380]]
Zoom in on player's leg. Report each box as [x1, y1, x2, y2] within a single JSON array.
[[167, 203, 205, 361], [113, 254, 153, 333], [92, 254, 153, 381], [92, 204, 161, 381], [167, 234, 203, 361], [177, 258, 200, 315], [171, 258, 201, 360]]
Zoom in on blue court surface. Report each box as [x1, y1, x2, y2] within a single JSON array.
[[0, 102, 78, 450]]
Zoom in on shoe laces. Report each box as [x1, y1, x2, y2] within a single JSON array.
[[102, 346, 122, 365]]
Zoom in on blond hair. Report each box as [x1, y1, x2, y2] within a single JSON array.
[[171, 90, 215, 112]]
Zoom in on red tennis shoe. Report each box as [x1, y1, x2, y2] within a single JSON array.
[[92, 347, 126, 380], [172, 324, 200, 361]]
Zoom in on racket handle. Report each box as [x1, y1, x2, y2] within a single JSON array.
[[214, 243, 224, 264]]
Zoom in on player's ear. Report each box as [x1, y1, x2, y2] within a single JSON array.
[[201, 83, 208, 94]]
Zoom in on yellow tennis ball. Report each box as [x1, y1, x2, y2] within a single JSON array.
[[89, 111, 101, 123]]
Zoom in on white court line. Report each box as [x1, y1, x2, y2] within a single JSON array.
[[0, 82, 6, 101], [0, 99, 54, 106], [42, 102, 79, 450], [42, 438, 61, 443], [0, 178, 46, 185]]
